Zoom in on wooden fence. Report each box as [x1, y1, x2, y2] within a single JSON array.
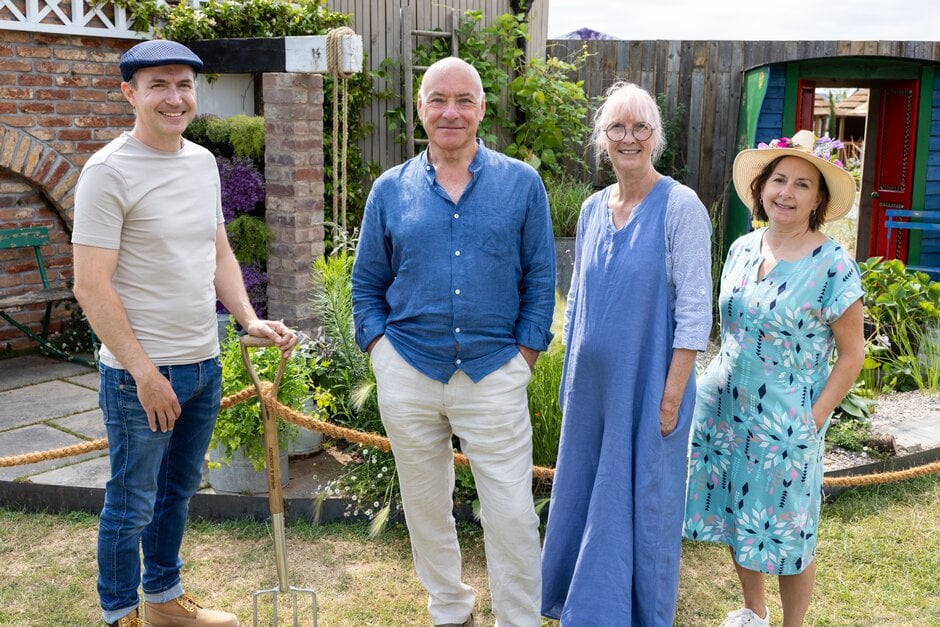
[[545, 39, 940, 211], [328, 0, 547, 170]]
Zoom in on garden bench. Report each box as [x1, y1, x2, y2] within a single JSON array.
[[0, 226, 94, 366], [884, 209, 940, 278]]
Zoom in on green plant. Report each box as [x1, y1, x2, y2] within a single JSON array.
[[381, 10, 591, 181], [47, 304, 96, 356], [212, 322, 306, 471], [706, 197, 727, 338], [828, 383, 875, 451], [309, 244, 402, 534], [545, 175, 592, 238], [506, 52, 592, 177], [526, 294, 568, 473], [654, 93, 689, 183], [528, 342, 565, 469], [184, 115, 265, 162], [226, 214, 269, 265], [859, 257, 940, 392], [310, 248, 380, 433]]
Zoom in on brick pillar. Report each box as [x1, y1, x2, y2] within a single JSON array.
[[262, 72, 325, 335]]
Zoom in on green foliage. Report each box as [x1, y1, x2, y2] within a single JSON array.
[[826, 414, 871, 452], [47, 304, 96, 356], [858, 257, 940, 392], [226, 214, 269, 265], [505, 51, 592, 177], [829, 384, 875, 451], [310, 248, 380, 433], [213, 322, 306, 471], [183, 114, 265, 161], [546, 175, 592, 238], [654, 93, 689, 183], [146, 0, 350, 41], [525, 295, 568, 471], [381, 10, 591, 180], [309, 246, 399, 533], [706, 198, 727, 338], [528, 343, 565, 468], [225, 115, 266, 160]]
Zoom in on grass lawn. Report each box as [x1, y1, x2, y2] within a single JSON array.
[[1, 473, 937, 626]]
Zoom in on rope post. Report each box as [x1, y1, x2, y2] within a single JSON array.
[[326, 27, 356, 240]]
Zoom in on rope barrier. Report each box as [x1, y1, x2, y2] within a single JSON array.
[[2, 382, 937, 488]]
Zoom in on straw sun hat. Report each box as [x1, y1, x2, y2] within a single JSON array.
[[732, 129, 857, 222]]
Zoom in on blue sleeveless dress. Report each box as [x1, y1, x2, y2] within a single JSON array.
[[683, 229, 863, 575], [541, 178, 696, 625]]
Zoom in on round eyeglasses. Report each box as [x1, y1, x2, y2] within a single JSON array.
[[604, 122, 655, 142]]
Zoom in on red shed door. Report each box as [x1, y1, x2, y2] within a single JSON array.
[[869, 80, 920, 259]]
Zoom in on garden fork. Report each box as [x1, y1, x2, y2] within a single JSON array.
[[240, 334, 317, 626]]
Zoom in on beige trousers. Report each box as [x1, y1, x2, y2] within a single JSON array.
[[370, 336, 541, 627]]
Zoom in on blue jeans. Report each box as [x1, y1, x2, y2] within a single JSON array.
[[97, 358, 222, 624]]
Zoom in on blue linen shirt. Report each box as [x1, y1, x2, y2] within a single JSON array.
[[352, 141, 556, 384]]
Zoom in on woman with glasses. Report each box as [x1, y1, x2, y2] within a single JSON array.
[[540, 81, 712, 624]]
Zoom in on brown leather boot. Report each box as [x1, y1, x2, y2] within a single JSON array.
[[107, 607, 151, 627], [144, 593, 238, 626]]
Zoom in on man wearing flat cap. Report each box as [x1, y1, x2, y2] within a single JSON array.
[[72, 39, 297, 627]]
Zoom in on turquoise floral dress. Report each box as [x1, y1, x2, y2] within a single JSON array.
[[683, 228, 863, 575]]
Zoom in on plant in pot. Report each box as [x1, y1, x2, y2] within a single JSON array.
[[546, 175, 592, 298], [207, 323, 309, 493]]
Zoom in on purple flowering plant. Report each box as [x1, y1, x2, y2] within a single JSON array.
[[216, 262, 268, 316], [215, 156, 269, 317], [217, 156, 265, 223]]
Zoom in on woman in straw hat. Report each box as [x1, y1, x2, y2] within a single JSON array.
[[683, 130, 865, 627], [541, 82, 712, 625]]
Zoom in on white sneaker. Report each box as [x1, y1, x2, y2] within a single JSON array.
[[719, 607, 770, 627]]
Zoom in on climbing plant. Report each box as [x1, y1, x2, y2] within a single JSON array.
[[379, 10, 592, 182]]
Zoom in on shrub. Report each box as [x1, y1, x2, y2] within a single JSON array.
[[859, 257, 940, 392]]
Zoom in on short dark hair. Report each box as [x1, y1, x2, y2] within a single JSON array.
[[749, 155, 831, 231]]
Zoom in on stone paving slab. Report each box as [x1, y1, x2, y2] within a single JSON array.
[[0, 380, 99, 428], [882, 414, 940, 450], [28, 455, 110, 489], [0, 423, 103, 482], [53, 409, 106, 440], [64, 371, 100, 391], [0, 355, 94, 392]]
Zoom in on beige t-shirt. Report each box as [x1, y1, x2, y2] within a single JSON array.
[[72, 132, 224, 368]]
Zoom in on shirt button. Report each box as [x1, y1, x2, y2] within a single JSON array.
[[456, 359, 462, 365], [454, 213, 459, 219], [455, 328, 461, 333], [455, 289, 461, 295], [455, 250, 461, 256]]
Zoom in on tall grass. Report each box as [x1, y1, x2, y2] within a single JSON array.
[[528, 296, 567, 469], [545, 175, 592, 238]]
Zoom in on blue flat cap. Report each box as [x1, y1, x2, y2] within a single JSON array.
[[120, 40, 204, 82]]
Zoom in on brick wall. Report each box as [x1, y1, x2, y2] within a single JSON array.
[[0, 31, 134, 352], [263, 72, 325, 334], [0, 31, 326, 353]]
